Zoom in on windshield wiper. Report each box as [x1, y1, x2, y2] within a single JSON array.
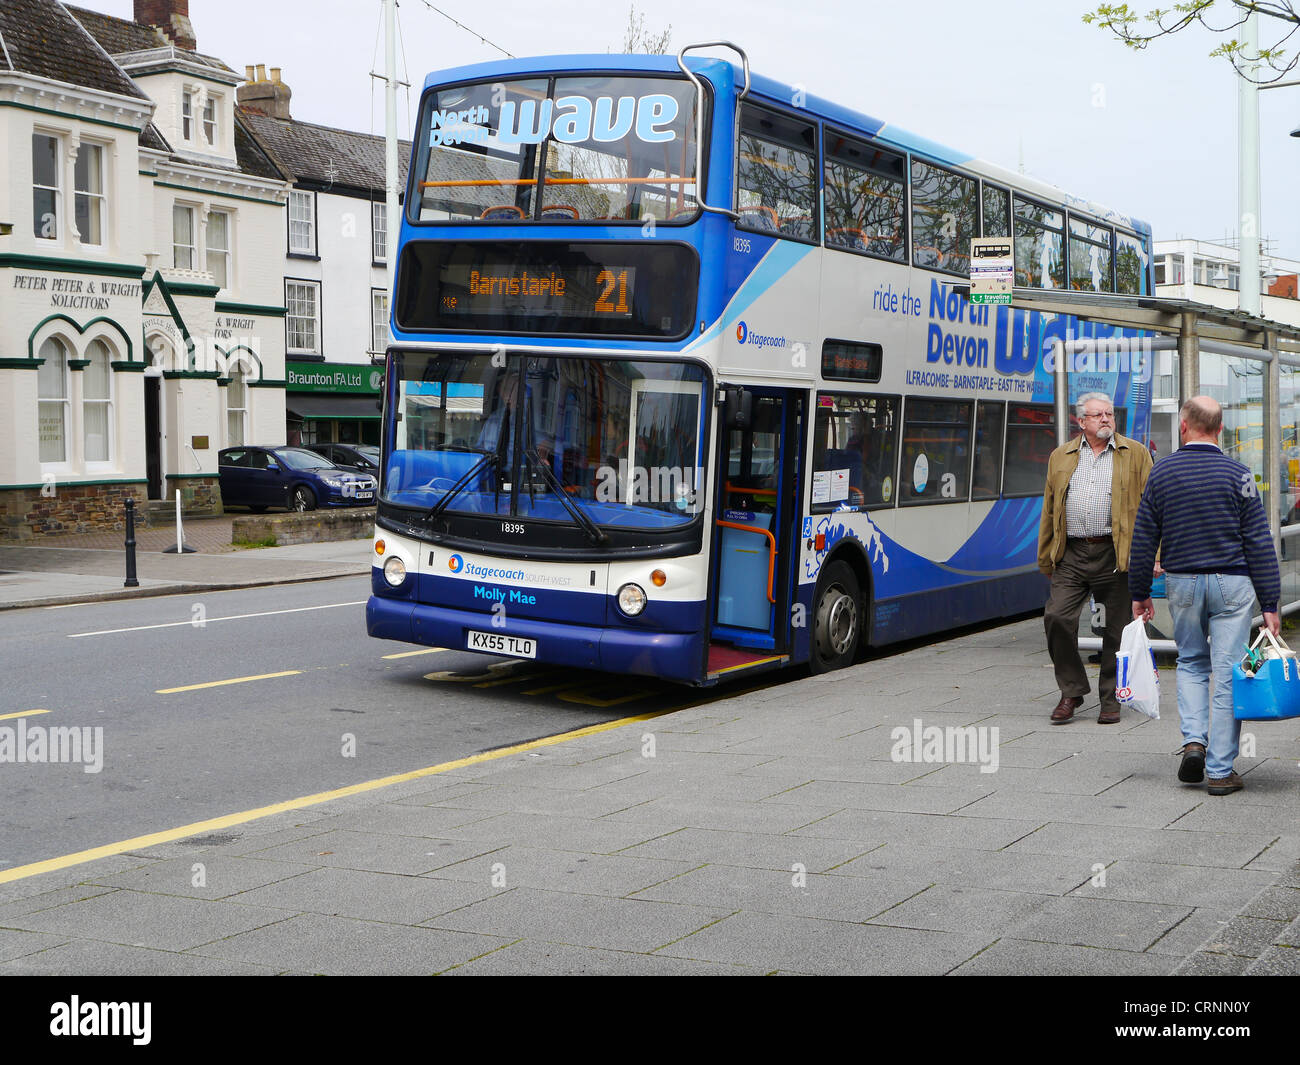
[[524, 447, 607, 545], [422, 451, 497, 525]]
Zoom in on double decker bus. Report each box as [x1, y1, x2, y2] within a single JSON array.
[[366, 44, 1155, 685]]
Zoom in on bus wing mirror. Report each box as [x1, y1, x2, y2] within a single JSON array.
[[724, 386, 752, 430]]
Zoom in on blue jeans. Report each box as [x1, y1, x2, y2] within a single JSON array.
[[1164, 573, 1256, 779]]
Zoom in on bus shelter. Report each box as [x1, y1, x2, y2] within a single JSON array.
[[998, 287, 1300, 641]]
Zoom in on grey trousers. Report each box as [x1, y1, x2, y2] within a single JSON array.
[[1043, 539, 1131, 711]]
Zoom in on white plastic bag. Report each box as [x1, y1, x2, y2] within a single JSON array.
[[1115, 618, 1160, 719]]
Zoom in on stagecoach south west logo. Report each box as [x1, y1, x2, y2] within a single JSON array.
[[448, 553, 464, 572], [734, 321, 788, 350]]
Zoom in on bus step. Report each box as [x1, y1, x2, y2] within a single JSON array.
[[707, 643, 789, 680]]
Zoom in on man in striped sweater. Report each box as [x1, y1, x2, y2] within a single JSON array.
[[1130, 396, 1281, 796]]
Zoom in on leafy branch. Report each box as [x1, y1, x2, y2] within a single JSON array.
[[1082, 1, 1300, 81]]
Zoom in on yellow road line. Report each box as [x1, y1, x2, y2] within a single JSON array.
[[156, 671, 302, 694], [381, 648, 448, 659], [0, 709, 50, 721], [0, 707, 680, 886]]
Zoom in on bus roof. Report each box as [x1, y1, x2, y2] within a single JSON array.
[[418, 52, 1152, 240]]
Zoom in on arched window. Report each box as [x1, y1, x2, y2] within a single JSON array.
[[83, 338, 114, 464], [38, 336, 70, 464]]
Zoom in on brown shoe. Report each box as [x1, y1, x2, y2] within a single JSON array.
[[1178, 742, 1206, 783], [1050, 695, 1084, 724], [1098, 707, 1121, 724], [1207, 772, 1244, 796]]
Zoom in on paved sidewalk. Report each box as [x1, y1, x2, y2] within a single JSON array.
[[0, 617, 1296, 975], [0, 520, 372, 609]]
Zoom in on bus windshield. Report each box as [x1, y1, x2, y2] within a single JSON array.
[[384, 352, 708, 529], [413, 75, 701, 224]]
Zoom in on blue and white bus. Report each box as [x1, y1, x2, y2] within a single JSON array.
[[366, 44, 1155, 685]]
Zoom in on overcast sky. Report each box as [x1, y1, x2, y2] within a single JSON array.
[[75, 0, 1300, 261]]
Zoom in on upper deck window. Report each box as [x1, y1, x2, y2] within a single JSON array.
[[1068, 217, 1113, 292], [911, 160, 977, 275], [1013, 196, 1065, 289], [413, 75, 700, 224], [824, 131, 905, 261], [1115, 231, 1148, 295], [735, 106, 817, 242]]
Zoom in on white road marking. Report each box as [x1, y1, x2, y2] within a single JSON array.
[[67, 600, 368, 638]]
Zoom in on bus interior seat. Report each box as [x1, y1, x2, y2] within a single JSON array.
[[827, 227, 868, 251], [779, 215, 814, 240], [541, 205, 580, 219], [481, 205, 524, 219], [738, 205, 780, 231]]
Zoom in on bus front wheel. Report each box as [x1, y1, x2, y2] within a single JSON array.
[[810, 560, 861, 674]]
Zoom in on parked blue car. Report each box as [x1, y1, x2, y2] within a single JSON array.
[[218, 446, 377, 512]]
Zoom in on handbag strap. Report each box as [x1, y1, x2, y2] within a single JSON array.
[[1260, 627, 1296, 658]]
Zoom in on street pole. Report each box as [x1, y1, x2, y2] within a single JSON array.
[[385, 0, 399, 344], [1240, 10, 1261, 317]]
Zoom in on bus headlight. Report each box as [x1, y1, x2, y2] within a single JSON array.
[[383, 556, 407, 586], [617, 582, 647, 616]]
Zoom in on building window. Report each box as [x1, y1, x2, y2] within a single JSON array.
[[32, 132, 61, 240], [74, 143, 106, 246], [372, 202, 387, 262], [288, 190, 315, 255], [203, 96, 217, 146], [227, 368, 247, 446], [173, 204, 195, 269], [371, 289, 390, 353], [207, 209, 231, 289], [38, 336, 70, 464], [286, 280, 320, 353], [83, 339, 113, 464], [182, 90, 194, 140]]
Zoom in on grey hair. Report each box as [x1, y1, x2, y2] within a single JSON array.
[[1075, 392, 1114, 419]]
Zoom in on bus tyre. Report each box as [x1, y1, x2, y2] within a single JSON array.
[[810, 561, 860, 674]]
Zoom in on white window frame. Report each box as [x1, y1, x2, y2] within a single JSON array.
[[74, 141, 107, 248], [286, 279, 321, 354], [38, 336, 72, 471], [82, 338, 115, 469], [32, 131, 62, 243], [371, 288, 390, 354], [182, 89, 195, 141], [372, 201, 387, 262], [173, 203, 196, 269], [203, 95, 218, 146], [226, 367, 248, 446], [207, 208, 232, 290], [288, 190, 315, 255]]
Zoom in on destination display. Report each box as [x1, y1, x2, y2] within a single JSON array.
[[396, 241, 697, 338]]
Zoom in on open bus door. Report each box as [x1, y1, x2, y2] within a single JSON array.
[[707, 386, 806, 681]]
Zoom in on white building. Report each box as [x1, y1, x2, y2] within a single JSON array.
[[0, 0, 290, 537], [237, 70, 410, 448]]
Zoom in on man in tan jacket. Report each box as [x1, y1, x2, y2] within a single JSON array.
[[1038, 392, 1153, 724]]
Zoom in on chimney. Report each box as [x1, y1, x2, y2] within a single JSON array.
[[134, 0, 197, 51], [236, 64, 292, 121]]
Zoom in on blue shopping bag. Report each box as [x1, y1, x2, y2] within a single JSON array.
[[1233, 629, 1300, 721]]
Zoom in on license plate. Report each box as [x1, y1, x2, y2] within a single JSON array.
[[355, 492, 374, 501], [467, 630, 537, 658]]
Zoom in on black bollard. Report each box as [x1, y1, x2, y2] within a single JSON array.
[[124, 497, 139, 588]]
